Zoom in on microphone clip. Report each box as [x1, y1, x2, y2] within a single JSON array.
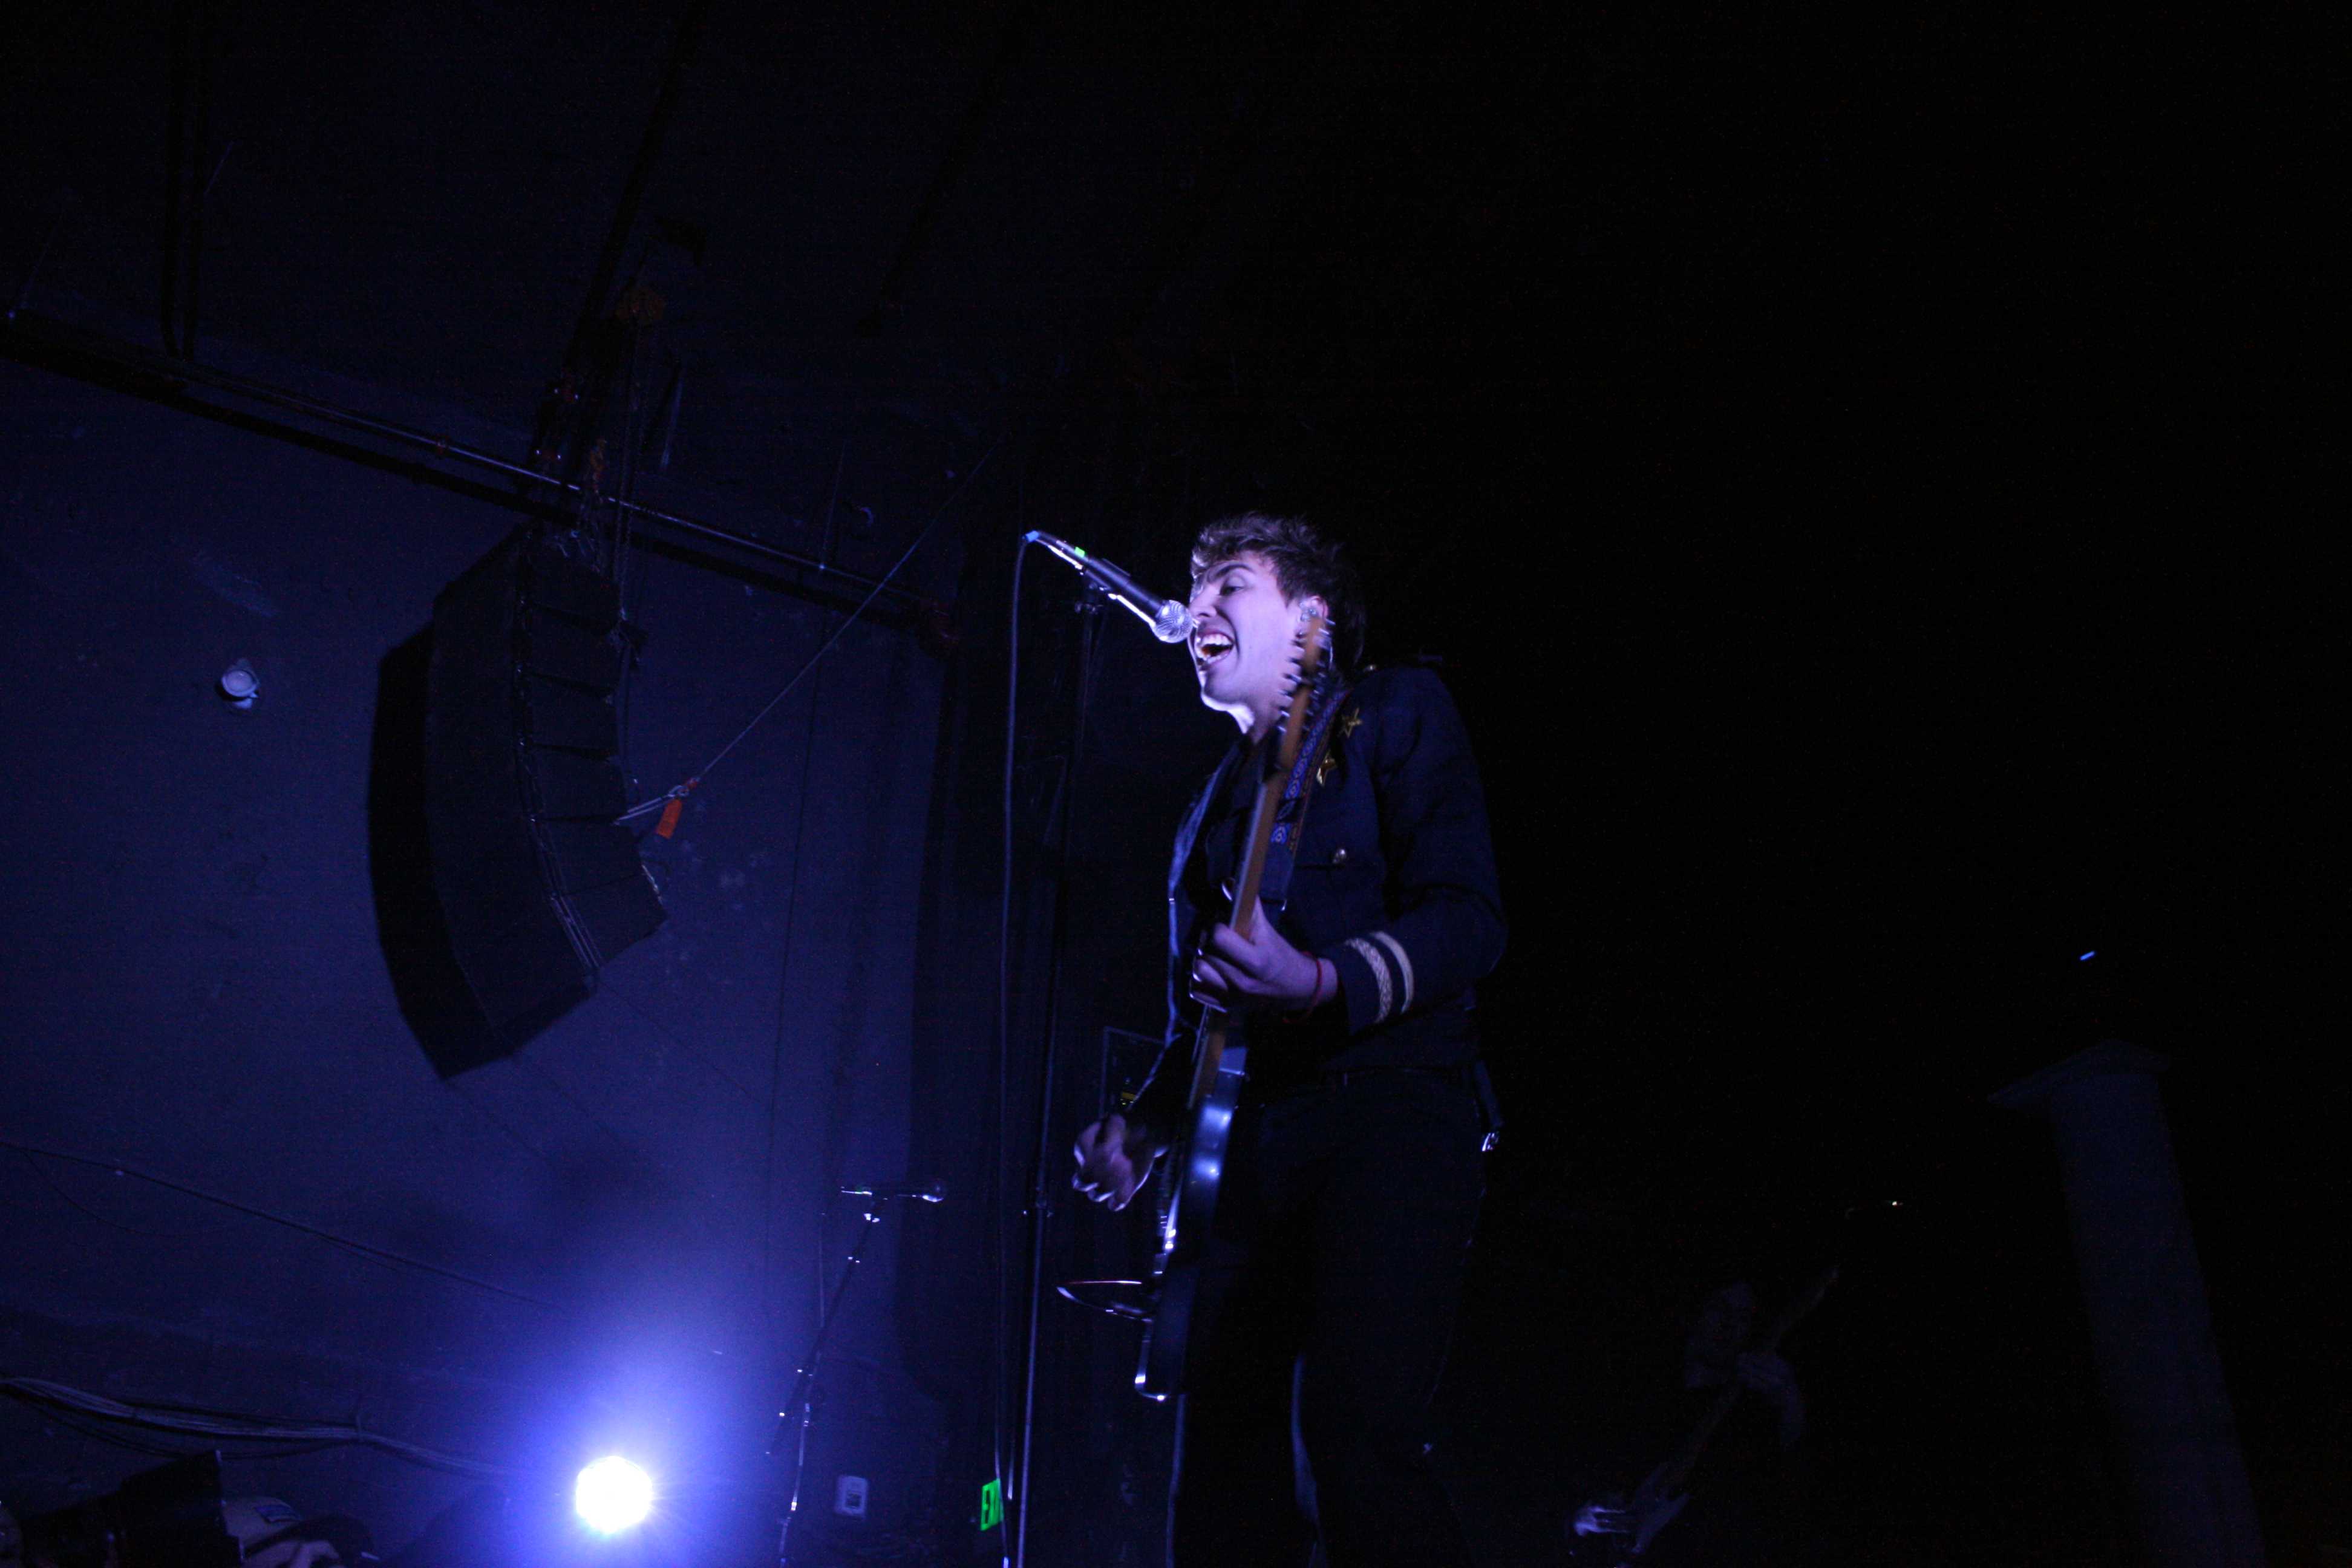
[[1025, 531, 1195, 644], [838, 1180, 947, 1205]]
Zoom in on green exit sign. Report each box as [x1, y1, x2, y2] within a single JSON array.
[[979, 1478, 1003, 1532]]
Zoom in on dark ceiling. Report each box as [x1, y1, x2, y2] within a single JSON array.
[[17, 5, 2331, 483], [12, 2, 1549, 526], [10, 5, 2336, 614]]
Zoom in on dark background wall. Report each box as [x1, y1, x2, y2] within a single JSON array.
[[0, 348, 959, 1560], [4, 2, 2342, 1564], [982, 376, 2341, 1566]]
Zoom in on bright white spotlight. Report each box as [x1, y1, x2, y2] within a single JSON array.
[[575, 1456, 655, 1534]]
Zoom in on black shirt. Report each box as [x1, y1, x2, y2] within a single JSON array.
[[1137, 665, 1506, 1120]]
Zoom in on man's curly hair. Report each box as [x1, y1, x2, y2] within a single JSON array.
[[1189, 512, 1369, 673]]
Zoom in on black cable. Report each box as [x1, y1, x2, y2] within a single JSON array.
[[183, 0, 211, 358], [611, 325, 647, 805], [29, 1411, 344, 1467], [0, 1138, 557, 1312], [617, 431, 1002, 827], [599, 982, 763, 1109], [1, 1383, 506, 1480], [14, 1148, 238, 1242], [32, 1406, 212, 1462], [751, 424, 849, 1270], [1013, 566, 1105, 1568], [160, 0, 190, 356], [760, 645, 828, 1346], [993, 521, 1036, 1567]]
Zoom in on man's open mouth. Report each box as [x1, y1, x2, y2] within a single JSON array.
[[1193, 630, 1235, 664]]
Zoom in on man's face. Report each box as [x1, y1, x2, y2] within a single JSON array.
[[1686, 1282, 1757, 1372], [1186, 551, 1320, 734]]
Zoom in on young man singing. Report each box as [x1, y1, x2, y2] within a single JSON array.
[[1073, 514, 1506, 1568]]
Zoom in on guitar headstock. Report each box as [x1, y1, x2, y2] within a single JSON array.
[[1269, 608, 1331, 773], [1759, 1264, 1840, 1351]]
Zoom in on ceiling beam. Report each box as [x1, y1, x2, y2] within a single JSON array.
[[0, 309, 939, 615]]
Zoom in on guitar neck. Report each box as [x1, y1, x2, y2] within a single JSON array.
[[1653, 1267, 1837, 1495], [1229, 746, 1293, 941], [1184, 750, 1289, 1107], [1182, 636, 1325, 1109]]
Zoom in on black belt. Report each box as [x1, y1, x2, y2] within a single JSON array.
[[1244, 1060, 1470, 1100], [1318, 1060, 1504, 1152]]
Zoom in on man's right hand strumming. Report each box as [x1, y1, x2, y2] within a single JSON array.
[[1073, 1113, 1160, 1211]]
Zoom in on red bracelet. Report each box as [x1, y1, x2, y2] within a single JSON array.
[[1285, 958, 1332, 1022]]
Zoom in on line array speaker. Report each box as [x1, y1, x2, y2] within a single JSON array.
[[426, 529, 665, 1039]]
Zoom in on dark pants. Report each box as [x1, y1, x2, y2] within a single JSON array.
[[1169, 1070, 1487, 1568]]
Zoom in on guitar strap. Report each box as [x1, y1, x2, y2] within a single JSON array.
[[1258, 684, 1351, 915], [1168, 745, 1244, 901], [1159, 685, 1349, 1074]]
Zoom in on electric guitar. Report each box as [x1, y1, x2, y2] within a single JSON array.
[[1573, 1266, 1837, 1563], [1134, 610, 1332, 1402]]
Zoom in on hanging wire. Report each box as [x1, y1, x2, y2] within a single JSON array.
[[0, 1138, 556, 1312], [759, 644, 829, 1344], [13, 1147, 240, 1241], [609, 321, 655, 813], [1, 1379, 514, 1480], [992, 523, 1036, 1554], [616, 431, 1003, 828]]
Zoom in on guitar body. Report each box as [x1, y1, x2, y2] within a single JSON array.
[[1133, 611, 1331, 1403], [1615, 1465, 1690, 1563], [1567, 1267, 1837, 1561], [1135, 1050, 1243, 1400], [1569, 1466, 1688, 1567]]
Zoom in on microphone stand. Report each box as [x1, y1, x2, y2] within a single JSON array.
[[1008, 582, 1105, 1568], [773, 1194, 903, 1567]]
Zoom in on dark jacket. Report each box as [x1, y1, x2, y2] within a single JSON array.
[[1135, 665, 1506, 1123]]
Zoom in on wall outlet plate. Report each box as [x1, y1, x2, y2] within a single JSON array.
[[834, 1474, 869, 1520]]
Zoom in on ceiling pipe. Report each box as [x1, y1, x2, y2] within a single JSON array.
[[160, 0, 215, 361], [0, 310, 932, 609], [854, 0, 1045, 338], [563, 0, 712, 385], [529, 0, 715, 492]]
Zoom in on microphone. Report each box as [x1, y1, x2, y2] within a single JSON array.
[[838, 1180, 947, 1203], [1025, 531, 1195, 643]]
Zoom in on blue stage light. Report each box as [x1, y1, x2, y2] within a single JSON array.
[[2078, 950, 2097, 961], [575, 1456, 655, 1534]]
